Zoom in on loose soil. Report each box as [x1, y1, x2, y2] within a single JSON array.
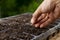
[[0, 13, 59, 40]]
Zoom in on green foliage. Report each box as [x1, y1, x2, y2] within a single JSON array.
[[19, 0, 43, 13], [19, 1, 39, 13], [0, 0, 17, 17], [0, 0, 43, 18]]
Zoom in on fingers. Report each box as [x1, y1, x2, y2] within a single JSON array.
[[31, 12, 41, 25], [31, 8, 42, 24], [37, 13, 46, 21], [34, 13, 49, 27], [40, 12, 54, 28], [34, 23, 40, 27], [40, 18, 52, 28], [39, 13, 49, 24]]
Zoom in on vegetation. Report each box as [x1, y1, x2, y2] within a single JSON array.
[[0, 0, 43, 18]]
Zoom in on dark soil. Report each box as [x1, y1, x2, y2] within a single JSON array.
[[0, 13, 59, 40]]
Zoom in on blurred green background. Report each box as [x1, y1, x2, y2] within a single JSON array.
[[0, 0, 43, 18]]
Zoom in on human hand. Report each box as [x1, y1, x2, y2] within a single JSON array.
[[31, 0, 60, 28]]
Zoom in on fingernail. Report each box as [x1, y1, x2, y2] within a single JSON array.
[[35, 25, 38, 27], [40, 25, 43, 28], [31, 19, 35, 24]]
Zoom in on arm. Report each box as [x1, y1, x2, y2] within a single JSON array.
[[38, 0, 56, 13]]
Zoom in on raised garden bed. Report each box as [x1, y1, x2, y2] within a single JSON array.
[[0, 13, 60, 40]]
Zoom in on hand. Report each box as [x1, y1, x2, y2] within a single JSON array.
[[31, 0, 60, 28]]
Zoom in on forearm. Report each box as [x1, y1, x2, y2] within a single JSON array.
[[40, 0, 60, 12], [39, 0, 56, 13], [36, 0, 60, 13]]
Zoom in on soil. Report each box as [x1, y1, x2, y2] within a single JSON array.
[[0, 13, 59, 40]]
